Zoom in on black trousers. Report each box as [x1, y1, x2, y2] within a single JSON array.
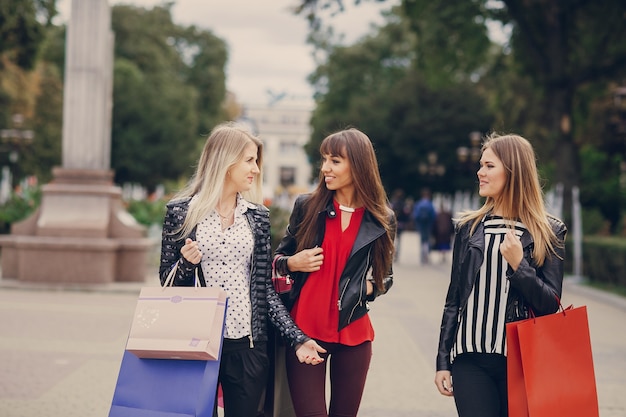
[[451, 353, 508, 417], [215, 337, 269, 417]]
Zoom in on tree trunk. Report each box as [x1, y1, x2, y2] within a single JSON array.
[[548, 87, 578, 224]]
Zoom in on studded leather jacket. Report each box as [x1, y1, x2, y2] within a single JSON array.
[[159, 197, 309, 348], [436, 215, 567, 371]]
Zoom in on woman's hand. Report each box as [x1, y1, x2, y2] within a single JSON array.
[[435, 370, 453, 396], [500, 230, 523, 271], [287, 247, 324, 272], [181, 238, 202, 265], [295, 339, 327, 365]]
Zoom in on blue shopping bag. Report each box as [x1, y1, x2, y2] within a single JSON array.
[[109, 294, 227, 417], [109, 352, 220, 417]]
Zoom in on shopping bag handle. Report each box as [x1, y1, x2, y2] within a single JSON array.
[[528, 294, 571, 320], [162, 261, 202, 288]]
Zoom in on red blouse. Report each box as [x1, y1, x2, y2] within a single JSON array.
[[290, 200, 374, 345]]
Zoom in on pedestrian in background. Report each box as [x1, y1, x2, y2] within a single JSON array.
[[432, 202, 454, 263], [391, 189, 412, 261], [434, 133, 567, 417], [273, 128, 395, 417], [158, 122, 323, 417], [412, 188, 436, 264]]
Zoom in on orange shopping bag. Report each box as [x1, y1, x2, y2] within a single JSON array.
[[506, 304, 599, 417]]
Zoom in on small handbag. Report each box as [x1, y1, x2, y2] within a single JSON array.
[[271, 256, 292, 294]]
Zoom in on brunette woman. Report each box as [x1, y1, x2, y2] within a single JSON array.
[[273, 128, 395, 417]]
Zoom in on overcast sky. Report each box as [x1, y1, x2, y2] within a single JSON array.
[[56, 0, 397, 106]]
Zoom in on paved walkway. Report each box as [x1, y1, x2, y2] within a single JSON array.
[[0, 231, 625, 417]]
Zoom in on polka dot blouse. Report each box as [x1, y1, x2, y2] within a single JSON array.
[[196, 195, 255, 339]]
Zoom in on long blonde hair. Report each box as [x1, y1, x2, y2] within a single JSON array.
[[296, 128, 394, 290], [458, 132, 562, 266], [173, 122, 263, 238]]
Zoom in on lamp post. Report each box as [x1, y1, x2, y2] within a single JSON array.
[[418, 151, 446, 178], [456, 131, 481, 167], [0, 113, 35, 190], [455, 131, 482, 189], [417, 151, 446, 188], [0, 113, 34, 160]]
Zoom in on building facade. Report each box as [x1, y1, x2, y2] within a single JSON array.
[[240, 100, 314, 208]]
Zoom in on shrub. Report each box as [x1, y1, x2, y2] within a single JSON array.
[[0, 187, 41, 234], [582, 236, 626, 287], [582, 207, 609, 235], [126, 198, 168, 227], [269, 205, 291, 253]]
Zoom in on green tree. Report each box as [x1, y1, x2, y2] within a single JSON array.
[[110, 4, 228, 191], [176, 26, 228, 134], [306, 11, 493, 197], [0, 2, 229, 194], [498, 0, 626, 218], [112, 58, 198, 192], [297, 0, 626, 224], [0, 1, 63, 187], [578, 144, 623, 232], [21, 62, 63, 184], [0, 0, 48, 70], [0, 0, 58, 150]]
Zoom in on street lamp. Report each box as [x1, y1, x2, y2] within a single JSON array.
[[454, 131, 482, 192], [0, 113, 35, 191], [456, 131, 482, 167], [418, 151, 446, 177], [0, 113, 35, 162]]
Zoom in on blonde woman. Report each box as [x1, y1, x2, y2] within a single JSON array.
[[159, 122, 322, 417], [434, 133, 567, 417]]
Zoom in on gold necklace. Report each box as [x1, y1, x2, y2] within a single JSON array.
[[216, 204, 236, 227]]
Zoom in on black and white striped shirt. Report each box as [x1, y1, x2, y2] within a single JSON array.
[[452, 215, 526, 361]]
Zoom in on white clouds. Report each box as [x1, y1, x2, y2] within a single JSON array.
[[56, 0, 395, 106]]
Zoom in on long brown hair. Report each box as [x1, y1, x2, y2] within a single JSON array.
[[295, 128, 394, 290], [458, 133, 562, 265]]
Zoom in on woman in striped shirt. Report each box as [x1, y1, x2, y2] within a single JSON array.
[[434, 133, 567, 417]]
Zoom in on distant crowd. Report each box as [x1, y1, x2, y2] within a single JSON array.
[[390, 187, 455, 264]]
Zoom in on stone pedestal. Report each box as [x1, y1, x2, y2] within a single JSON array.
[[0, 168, 155, 283]]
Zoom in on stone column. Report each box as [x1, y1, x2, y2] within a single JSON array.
[[62, 0, 113, 170], [0, 0, 155, 284]]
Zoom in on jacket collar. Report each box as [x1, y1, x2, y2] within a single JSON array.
[[468, 220, 484, 248], [319, 199, 386, 256]]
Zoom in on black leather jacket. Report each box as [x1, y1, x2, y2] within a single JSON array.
[[159, 197, 309, 349], [274, 194, 395, 331], [436, 215, 567, 371]]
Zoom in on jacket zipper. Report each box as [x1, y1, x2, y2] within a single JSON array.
[[338, 247, 372, 324], [347, 273, 367, 323], [337, 278, 350, 311]]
